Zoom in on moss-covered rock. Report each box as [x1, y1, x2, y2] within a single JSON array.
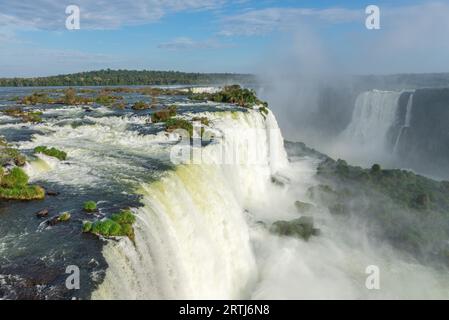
[[191, 116, 210, 126], [151, 105, 177, 123], [165, 118, 194, 136], [82, 221, 93, 233], [20, 92, 52, 105], [270, 216, 320, 241], [95, 94, 122, 105], [34, 146, 67, 161], [83, 209, 136, 241], [83, 201, 97, 213], [2, 108, 43, 123], [189, 85, 268, 109], [57, 212, 71, 222], [0, 139, 26, 166], [0, 167, 45, 200], [294, 201, 314, 213], [132, 101, 150, 110]]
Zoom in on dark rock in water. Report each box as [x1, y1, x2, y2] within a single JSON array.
[[294, 201, 314, 213], [35, 208, 49, 218], [46, 212, 71, 226], [328, 203, 348, 215], [271, 175, 290, 187], [46, 190, 60, 196], [270, 216, 320, 241], [255, 221, 267, 228]]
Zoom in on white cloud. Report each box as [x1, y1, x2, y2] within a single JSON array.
[[219, 7, 363, 36], [158, 37, 229, 50], [0, 0, 227, 30]]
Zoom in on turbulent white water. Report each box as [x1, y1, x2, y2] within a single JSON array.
[[92, 108, 449, 300], [332, 90, 402, 166], [92, 110, 289, 299], [341, 90, 401, 153], [3, 87, 449, 300], [393, 93, 414, 153]]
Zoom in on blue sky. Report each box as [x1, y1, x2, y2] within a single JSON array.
[[0, 0, 448, 77]]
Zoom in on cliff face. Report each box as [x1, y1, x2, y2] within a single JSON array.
[[396, 88, 449, 179]]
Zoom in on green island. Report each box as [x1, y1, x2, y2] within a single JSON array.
[[83, 209, 136, 241], [0, 138, 26, 166], [0, 167, 45, 200], [34, 146, 67, 161], [189, 84, 268, 109], [0, 138, 45, 200], [2, 108, 43, 123]]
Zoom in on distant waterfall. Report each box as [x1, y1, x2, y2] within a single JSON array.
[[339, 90, 402, 159], [393, 93, 414, 153]]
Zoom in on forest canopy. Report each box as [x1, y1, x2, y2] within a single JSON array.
[[0, 69, 254, 87]]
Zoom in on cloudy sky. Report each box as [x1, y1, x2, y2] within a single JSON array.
[[0, 0, 448, 76]]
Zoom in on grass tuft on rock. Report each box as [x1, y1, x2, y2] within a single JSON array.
[[83, 209, 136, 241], [2, 108, 43, 123], [0, 138, 26, 166], [83, 200, 97, 212], [132, 101, 150, 110], [151, 105, 177, 123], [34, 146, 67, 161], [0, 167, 45, 200]]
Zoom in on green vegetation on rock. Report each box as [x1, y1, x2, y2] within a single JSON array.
[[0, 138, 26, 166], [2, 108, 43, 123], [83, 209, 136, 241], [191, 116, 210, 127], [270, 216, 320, 241], [20, 92, 52, 105], [0, 167, 45, 200], [57, 212, 71, 222], [294, 200, 314, 213], [151, 105, 177, 123], [34, 146, 67, 161], [165, 118, 194, 136], [190, 85, 268, 109], [95, 94, 122, 105], [132, 101, 150, 110], [83, 201, 97, 212], [312, 154, 449, 263]]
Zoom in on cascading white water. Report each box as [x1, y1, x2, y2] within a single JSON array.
[[333, 90, 402, 166], [91, 107, 449, 300], [15, 104, 448, 300], [393, 93, 414, 153], [92, 110, 289, 299], [341, 90, 401, 151]]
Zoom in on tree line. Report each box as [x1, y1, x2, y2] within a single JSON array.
[[0, 69, 255, 87]]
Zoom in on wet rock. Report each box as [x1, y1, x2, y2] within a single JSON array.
[[294, 201, 314, 213], [46, 190, 60, 196], [328, 203, 348, 215], [47, 212, 71, 226], [270, 216, 320, 241], [271, 175, 290, 187], [35, 208, 49, 218]]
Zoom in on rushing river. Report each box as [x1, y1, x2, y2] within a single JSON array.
[[1, 87, 448, 300]]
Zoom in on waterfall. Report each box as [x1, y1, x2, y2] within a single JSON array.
[[393, 93, 414, 153], [337, 90, 402, 162], [92, 110, 288, 299], [91, 107, 449, 300]]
